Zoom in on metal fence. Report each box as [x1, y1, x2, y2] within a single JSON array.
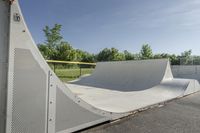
[[179, 57, 200, 65]]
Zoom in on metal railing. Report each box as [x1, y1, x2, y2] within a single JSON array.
[[46, 60, 96, 82], [179, 57, 200, 65], [46, 60, 96, 65]]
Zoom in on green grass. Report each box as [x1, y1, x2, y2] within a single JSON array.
[[55, 68, 94, 82]]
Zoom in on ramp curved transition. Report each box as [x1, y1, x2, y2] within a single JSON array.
[[67, 60, 200, 112], [0, 0, 200, 133]]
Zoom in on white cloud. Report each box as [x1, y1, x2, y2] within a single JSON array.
[[159, 0, 200, 29]]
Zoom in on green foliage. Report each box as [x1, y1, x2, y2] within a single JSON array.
[[81, 52, 96, 63], [180, 50, 193, 65], [96, 48, 111, 61], [169, 54, 180, 65], [38, 44, 50, 59], [193, 56, 200, 65], [153, 53, 180, 65], [44, 24, 63, 49], [140, 44, 153, 59], [124, 50, 135, 60], [38, 24, 200, 65], [96, 48, 125, 61], [181, 50, 192, 57], [153, 54, 163, 59], [40, 24, 63, 60], [38, 24, 95, 62], [55, 41, 75, 61]]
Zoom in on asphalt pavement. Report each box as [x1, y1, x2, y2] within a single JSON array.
[[82, 92, 200, 133]]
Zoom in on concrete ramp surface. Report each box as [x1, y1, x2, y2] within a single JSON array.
[[71, 59, 173, 91], [0, 0, 200, 133], [67, 60, 200, 112]]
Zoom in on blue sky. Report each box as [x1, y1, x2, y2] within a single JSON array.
[[19, 0, 200, 55]]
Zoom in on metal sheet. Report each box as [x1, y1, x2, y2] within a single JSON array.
[[0, 1, 9, 133], [56, 88, 108, 132], [11, 48, 47, 133]]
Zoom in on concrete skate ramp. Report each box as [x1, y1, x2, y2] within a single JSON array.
[[1, 0, 200, 133], [67, 60, 200, 112], [70, 59, 173, 91]]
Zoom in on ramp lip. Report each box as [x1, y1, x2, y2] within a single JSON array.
[[96, 58, 169, 64]]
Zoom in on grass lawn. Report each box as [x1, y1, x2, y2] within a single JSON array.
[[55, 68, 94, 82]]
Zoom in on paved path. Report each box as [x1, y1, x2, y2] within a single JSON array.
[[82, 92, 200, 133]]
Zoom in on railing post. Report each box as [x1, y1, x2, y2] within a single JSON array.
[[53, 63, 56, 73], [80, 66, 82, 77], [195, 65, 197, 74]]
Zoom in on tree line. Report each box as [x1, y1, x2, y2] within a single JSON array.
[[38, 24, 200, 65]]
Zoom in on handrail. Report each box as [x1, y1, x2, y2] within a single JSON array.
[[46, 60, 96, 66]]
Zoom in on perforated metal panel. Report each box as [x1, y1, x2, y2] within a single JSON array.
[[0, 63, 7, 133], [11, 48, 47, 133], [56, 87, 106, 132]]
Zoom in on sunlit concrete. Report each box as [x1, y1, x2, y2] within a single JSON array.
[[67, 60, 200, 113]]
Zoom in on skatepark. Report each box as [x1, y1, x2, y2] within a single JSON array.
[[0, 0, 200, 133]]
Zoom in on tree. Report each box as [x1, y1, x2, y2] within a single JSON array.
[[38, 24, 93, 62], [43, 24, 63, 49], [154, 54, 162, 59], [124, 50, 135, 60], [37, 25, 197, 66], [181, 50, 192, 57], [97, 48, 125, 61], [38, 44, 50, 59], [170, 54, 179, 65], [140, 44, 153, 59], [180, 50, 192, 65], [153, 53, 180, 65], [81, 52, 96, 63], [55, 41, 75, 61], [38, 24, 63, 60], [97, 48, 112, 61], [110, 48, 125, 61], [193, 56, 200, 65]]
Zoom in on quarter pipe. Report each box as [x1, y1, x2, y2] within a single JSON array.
[[0, 0, 200, 133]]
